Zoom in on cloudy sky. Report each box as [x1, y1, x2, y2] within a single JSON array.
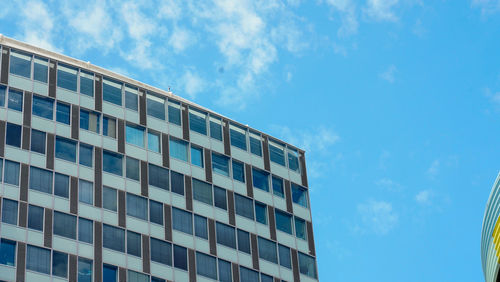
[[1, 0, 500, 281]]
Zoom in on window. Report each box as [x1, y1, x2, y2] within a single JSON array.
[[53, 211, 77, 239], [10, 49, 31, 78], [216, 222, 236, 249], [147, 94, 166, 120], [29, 166, 53, 194], [80, 109, 100, 133], [190, 146, 203, 167], [0, 85, 5, 106], [171, 171, 184, 195], [278, 244, 291, 268], [170, 138, 188, 162], [209, 116, 222, 141], [269, 140, 286, 166], [194, 215, 208, 239], [272, 176, 284, 198], [193, 179, 212, 205], [258, 237, 277, 263], [126, 157, 140, 181], [103, 150, 123, 176], [168, 100, 181, 125], [7, 89, 23, 111], [288, 148, 300, 172], [125, 86, 138, 111], [148, 131, 160, 152], [174, 245, 188, 270], [127, 231, 141, 257], [149, 164, 169, 190], [4, 160, 20, 186], [230, 124, 247, 150], [196, 252, 217, 280], [57, 63, 77, 92], [103, 224, 125, 252], [152, 277, 166, 282], [79, 218, 93, 244], [127, 193, 148, 220], [292, 183, 308, 208], [232, 160, 244, 182], [32, 95, 54, 119], [212, 152, 229, 177], [79, 143, 93, 167], [103, 264, 117, 282], [214, 186, 227, 210], [0, 239, 16, 266], [218, 259, 232, 282], [55, 136, 76, 162], [128, 270, 149, 282], [34, 56, 48, 83], [126, 124, 145, 147], [80, 70, 94, 97], [103, 116, 116, 138], [255, 202, 267, 225], [2, 199, 18, 225], [275, 210, 292, 234], [189, 108, 207, 135], [235, 194, 254, 220], [31, 129, 46, 154], [6, 122, 21, 147], [78, 257, 93, 282], [173, 207, 193, 234], [252, 168, 269, 192], [150, 200, 163, 225], [28, 205, 44, 231], [56, 102, 70, 124], [27, 245, 50, 274], [150, 238, 172, 266], [295, 217, 306, 240], [239, 266, 259, 282], [52, 251, 68, 278], [298, 252, 317, 278], [79, 180, 93, 205], [261, 274, 273, 282], [237, 229, 250, 254], [103, 186, 117, 211], [103, 78, 122, 106], [54, 173, 69, 198]]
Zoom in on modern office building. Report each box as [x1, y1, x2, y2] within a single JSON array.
[[482, 173, 500, 282], [0, 35, 318, 282]]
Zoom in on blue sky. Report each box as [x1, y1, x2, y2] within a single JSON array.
[[1, 0, 499, 281]]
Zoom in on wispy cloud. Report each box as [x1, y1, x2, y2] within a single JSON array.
[[19, 1, 60, 52], [415, 189, 434, 205], [375, 178, 402, 192], [472, 0, 500, 15], [169, 27, 196, 53], [427, 159, 440, 177], [379, 64, 397, 83], [179, 69, 206, 99], [356, 200, 398, 235], [325, 0, 359, 37], [364, 0, 400, 22]]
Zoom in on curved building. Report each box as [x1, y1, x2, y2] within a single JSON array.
[[482, 173, 500, 282]]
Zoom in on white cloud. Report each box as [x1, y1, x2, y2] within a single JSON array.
[[158, 0, 183, 20], [333, 43, 348, 56], [325, 0, 359, 37], [274, 126, 340, 154], [415, 189, 433, 205], [375, 178, 402, 191], [379, 64, 397, 83], [357, 200, 398, 235], [427, 159, 440, 177], [19, 1, 60, 52], [179, 70, 206, 99], [412, 19, 426, 37], [169, 27, 195, 53], [286, 71, 293, 82], [364, 0, 399, 22], [472, 0, 500, 15]]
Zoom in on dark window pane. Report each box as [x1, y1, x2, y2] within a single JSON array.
[[10, 50, 31, 78], [79, 143, 93, 167], [127, 231, 141, 257], [79, 180, 93, 205], [189, 110, 207, 135], [170, 138, 188, 162], [298, 252, 317, 278], [258, 236, 277, 263], [235, 194, 254, 220], [275, 209, 292, 234], [295, 217, 306, 240], [80, 71, 94, 97], [103, 78, 122, 106], [193, 179, 212, 205], [6, 123, 21, 147], [125, 90, 138, 111], [55, 136, 77, 162], [252, 168, 269, 192], [53, 211, 77, 239], [28, 205, 44, 231], [237, 229, 250, 254], [214, 186, 227, 210], [232, 160, 244, 182], [261, 273, 273, 282], [103, 150, 123, 176], [150, 238, 172, 266], [174, 245, 187, 270], [148, 164, 169, 190], [230, 125, 247, 150], [172, 207, 192, 234], [272, 176, 284, 198], [54, 173, 69, 198], [168, 101, 181, 125], [171, 171, 184, 195], [103, 264, 117, 282], [4, 160, 20, 186], [147, 94, 165, 120], [269, 142, 286, 166], [103, 224, 125, 252], [34, 57, 48, 83], [218, 259, 232, 282], [152, 277, 166, 282], [79, 109, 100, 133], [57, 64, 77, 92], [209, 118, 222, 141], [249, 135, 262, 156], [78, 257, 93, 282], [190, 146, 203, 168], [32, 95, 54, 119], [212, 153, 229, 177], [239, 266, 259, 282], [0, 239, 16, 266], [103, 116, 116, 138], [255, 202, 267, 225], [29, 166, 53, 194], [126, 124, 145, 147], [79, 218, 93, 244], [127, 193, 148, 220], [194, 215, 208, 239], [2, 199, 18, 225], [150, 200, 163, 225], [126, 157, 140, 181], [103, 187, 117, 211], [292, 183, 308, 208], [52, 251, 68, 278], [196, 252, 217, 279], [216, 222, 236, 249], [30, 129, 46, 154], [278, 244, 291, 268], [56, 102, 70, 124], [288, 149, 300, 172], [0, 85, 6, 107], [7, 89, 23, 111], [26, 245, 50, 274], [148, 131, 160, 152]]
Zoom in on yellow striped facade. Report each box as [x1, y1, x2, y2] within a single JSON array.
[[482, 173, 500, 282]]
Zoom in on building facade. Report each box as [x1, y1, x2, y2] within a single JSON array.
[[482, 173, 500, 282], [0, 35, 318, 282]]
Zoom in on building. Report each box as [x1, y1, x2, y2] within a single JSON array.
[[0, 35, 318, 282], [482, 173, 500, 282]]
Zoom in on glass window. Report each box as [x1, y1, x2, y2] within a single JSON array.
[[103, 264, 117, 282], [52, 251, 68, 278], [212, 152, 229, 177], [126, 124, 144, 147], [193, 179, 212, 205], [56, 102, 70, 124], [10, 49, 31, 78], [258, 236, 277, 263], [218, 259, 232, 282], [28, 205, 44, 231], [0, 85, 6, 106], [53, 211, 77, 239], [295, 217, 306, 240], [7, 89, 23, 111], [173, 245, 188, 270], [172, 207, 193, 234], [232, 160, 244, 182], [261, 273, 273, 282], [249, 132, 262, 156], [235, 194, 254, 220], [194, 215, 208, 239], [275, 209, 292, 234], [103, 224, 125, 252], [209, 116, 222, 141], [292, 183, 308, 208], [150, 200, 163, 225], [79, 143, 93, 167], [126, 157, 140, 181], [80, 71, 94, 97], [31, 129, 46, 154], [2, 199, 18, 225], [278, 244, 291, 268], [103, 186, 117, 211], [78, 257, 93, 282], [30, 166, 53, 194], [216, 222, 236, 249], [103, 78, 122, 106], [239, 266, 259, 282], [127, 193, 148, 220], [0, 239, 16, 266], [269, 140, 286, 166], [170, 138, 188, 162], [298, 252, 317, 278], [27, 245, 50, 274], [150, 238, 172, 266], [190, 146, 203, 167], [147, 94, 166, 120], [80, 109, 100, 133], [103, 150, 123, 176], [272, 176, 284, 198], [148, 131, 160, 153], [237, 229, 250, 254], [196, 252, 217, 280], [152, 277, 166, 282], [55, 136, 76, 162], [34, 56, 48, 83], [125, 86, 138, 111], [255, 202, 267, 225], [57, 63, 78, 92], [103, 116, 116, 138], [127, 231, 141, 257], [288, 148, 300, 172], [189, 108, 207, 135], [6, 122, 21, 147], [79, 217, 93, 244], [214, 186, 227, 210], [171, 171, 184, 195], [79, 180, 93, 205], [4, 160, 20, 186], [168, 100, 181, 125], [230, 124, 247, 151], [148, 164, 169, 190], [0, 158, 2, 182], [253, 168, 269, 192], [128, 270, 149, 282], [54, 173, 69, 198], [32, 95, 54, 119]]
